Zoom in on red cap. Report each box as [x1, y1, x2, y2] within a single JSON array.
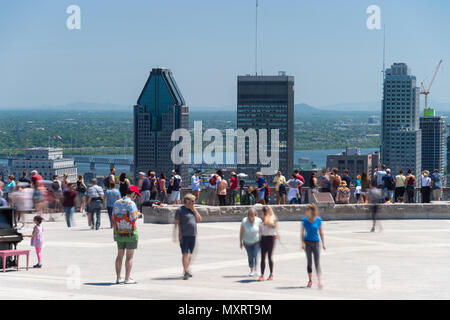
[[128, 185, 141, 197]]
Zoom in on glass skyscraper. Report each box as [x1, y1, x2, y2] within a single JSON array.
[[381, 63, 421, 178], [134, 68, 189, 182], [237, 72, 294, 180], [420, 109, 444, 174]]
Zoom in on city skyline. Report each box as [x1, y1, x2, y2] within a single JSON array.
[[2, 0, 450, 109]]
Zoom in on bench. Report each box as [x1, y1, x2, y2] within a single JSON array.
[[0, 249, 30, 272]]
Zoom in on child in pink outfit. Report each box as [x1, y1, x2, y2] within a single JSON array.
[[24, 216, 44, 268]]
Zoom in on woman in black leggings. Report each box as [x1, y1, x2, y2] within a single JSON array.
[[258, 206, 278, 281]]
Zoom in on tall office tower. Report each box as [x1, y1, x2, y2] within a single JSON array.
[[420, 109, 445, 173], [134, 68, 189, 182], [381, 63, 421, 177], [237, 72, 294, 181]]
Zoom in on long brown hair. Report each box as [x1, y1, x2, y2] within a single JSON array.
[[262, 206, 277, 227], [306, 203, 319, 218]]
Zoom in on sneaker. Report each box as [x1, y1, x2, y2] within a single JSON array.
[[124, 278, 137, 284], [249, 270, 255, 277], [307, 280, 312, 288], [115, 278, 123, 284], [258, 276, 264, 282], [33, 264, 42, 268], [183, 272, 189, 280], [186, 271, 193, 278], [267, 274, 274, 281]]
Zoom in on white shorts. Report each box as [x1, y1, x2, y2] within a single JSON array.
[[171, 190, 181, 201]]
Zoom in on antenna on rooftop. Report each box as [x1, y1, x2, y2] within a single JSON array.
[[382, 24, 386, 81], [255, 0, 258, 76]]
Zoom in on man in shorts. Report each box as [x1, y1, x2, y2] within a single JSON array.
[[173, 193, 202, 280], [112, 185, 142, 284]]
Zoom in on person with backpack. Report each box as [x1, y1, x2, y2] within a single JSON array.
[[382, 169, 395, 202], [113, 185, 142, 284], [206, 171, 221, 206], [170, 169, 182, 204], [138, 172, 150, 207]]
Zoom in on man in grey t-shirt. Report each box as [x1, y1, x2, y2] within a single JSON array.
[[173, 193, 202, 280]]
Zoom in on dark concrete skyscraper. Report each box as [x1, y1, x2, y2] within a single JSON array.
[[237, 72, 294, 180], [420, 109, 444, 174], [381, 63, 421, 177], [134, 68, 189, 182]]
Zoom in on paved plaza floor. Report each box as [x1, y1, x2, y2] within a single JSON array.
[[1, 212, 450, 300]]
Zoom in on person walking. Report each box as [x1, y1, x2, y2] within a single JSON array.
[[229, 172, 239, 205], [173, 193, 202, 280], [112, 185, 142, 284], [105, 182, 121, 228], [23, 216, 44, 268], [157, 173, 167, 204], [240, 207, 262, 277], [273, 170, 287, 205], [118, 172, 130, 198], [258, 206, 278, 282], [394, 170, 406, 203], [169, 169, 182, 205], [87, 178, 104, 230], [76, 174, 88, 214], [287, 174, 301, 204], [301, 203, 325, 288], [431, 169, 443, 201], [369, 180, 382, 232], [405, 169, 416, 203], [191, 170, 202, 203], [62, 183, 77, 228], [217, 171, 228, 206], [421, 171, 432, 203]]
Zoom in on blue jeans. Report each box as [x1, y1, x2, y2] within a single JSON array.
[[90, 207, 101, 229], [243, 243, 260, 269], [107, 207, 114, 228], [383, 188, 394, 201], [64, 206, 75, 227], [290, 198, 298, 204]]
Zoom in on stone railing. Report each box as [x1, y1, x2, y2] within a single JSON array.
[[143, 203, 450, 224]]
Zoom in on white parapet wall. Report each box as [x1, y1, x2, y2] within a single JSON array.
[[143, 203, 450, 224]]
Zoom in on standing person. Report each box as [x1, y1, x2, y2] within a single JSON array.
[[10, 184, 33, 228], [173, 193, 202, 280], [76, 174, 88, 214], [240, 186, 256, 206], [217, 171, 228, 206], [258, 206, 278, 281], [157, 173, 167, 204], [273, 170, 287, 205], [62, 173, 70, 192], [354, 174, 362, 202], [301, 203, 326, 288], [368, 180, 382, 232], [51, 175, 62, 214], [405, 169, 416, 203], [421, 171, 432, 203], [394, 170, 406, 203], [336, 181, 350, 204], [239, 208, 262, 277], [105, 168, 116, 190], [294, 170, 306, 204], [319, 169, 331, 193], [376, 164, 387, 190], [309, 172, 319, 193], [105, 183, 121, 228], [341, 170, 351, 188], [431, 169, 443, 201], [191, 170, 202, 203], [19, 171, 31, 184], [62, 183, 77, 228], [87, 178, 104, 230], [287, 174, 301, 204], [256, 172, 268, 204], [330, 168, 341, 201], [138, 172, 150, 207], [169, 169, 182, 205], [206, 171, 220, 206], [359, 171, 371, 204], [382, 169, 395, 202], [148, 171, 158, 200], [118, 172, 130, 198], [113, 185, 142, 284], [229, 172, 239, 205], [6, 174, 16, 204], [23, 216, 44, 268]]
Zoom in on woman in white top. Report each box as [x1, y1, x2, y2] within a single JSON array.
[[239, 208, 263, 276], [258, 206, 279, 282], [287, 174, 301, 204]]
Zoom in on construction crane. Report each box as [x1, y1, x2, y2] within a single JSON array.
[[421, 59, 443, 110]]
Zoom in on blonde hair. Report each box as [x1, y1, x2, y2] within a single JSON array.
[[262, 206, 276, 227], [306, 203, 319, 218], [183, 193, 196, 203]]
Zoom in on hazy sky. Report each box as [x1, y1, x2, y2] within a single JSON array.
[[1, 0, 450, 108]]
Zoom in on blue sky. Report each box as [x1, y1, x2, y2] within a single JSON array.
[[1, 0, 450, 109]]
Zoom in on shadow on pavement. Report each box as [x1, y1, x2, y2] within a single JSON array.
[[84, 282, 117, 286], [152, 276, 183, 281], [276, 286, 309, 289], [236, 279, 258, 283]]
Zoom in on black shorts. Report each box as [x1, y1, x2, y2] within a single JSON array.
[[180, 236, 196, 254]]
